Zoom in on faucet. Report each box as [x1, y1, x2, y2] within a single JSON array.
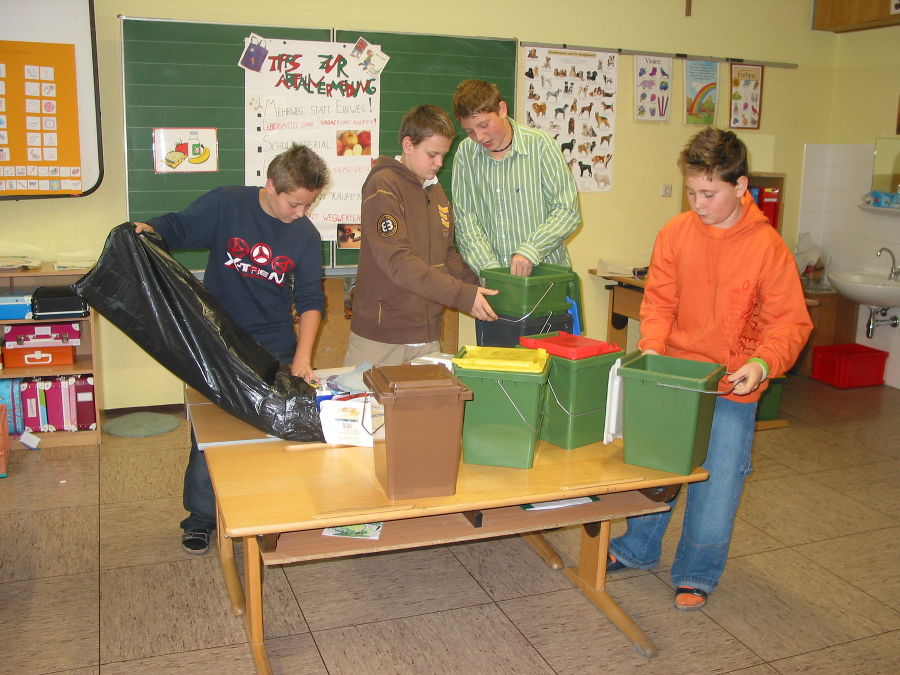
[[876, 248, 897, 281]]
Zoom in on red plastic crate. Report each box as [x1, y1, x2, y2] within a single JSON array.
[[811, 343, 888, 388]]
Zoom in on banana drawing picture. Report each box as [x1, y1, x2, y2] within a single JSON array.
[[188, 145, 211, 164]]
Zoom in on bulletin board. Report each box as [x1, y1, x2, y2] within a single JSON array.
[[0, 0, 103, 199], [122, 18, 515, 269]]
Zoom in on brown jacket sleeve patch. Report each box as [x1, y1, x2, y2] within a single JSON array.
[[377, 214, 398, 237]]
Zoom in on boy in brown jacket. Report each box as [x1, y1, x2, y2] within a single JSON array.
[[344, 105, 497, 367]]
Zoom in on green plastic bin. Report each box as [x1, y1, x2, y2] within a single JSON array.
[[617, 351, 725, 474], [453, 347, 550, 468], [481, 264, 576, 317], [756, 375, 786, 421]]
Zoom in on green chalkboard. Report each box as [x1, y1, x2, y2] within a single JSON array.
[[123, 19, 515, 270]]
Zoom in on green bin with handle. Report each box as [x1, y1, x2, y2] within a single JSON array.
[[617, 351, 725, 474]]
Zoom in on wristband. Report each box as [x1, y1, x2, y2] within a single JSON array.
[[748, 357, 769, 381]]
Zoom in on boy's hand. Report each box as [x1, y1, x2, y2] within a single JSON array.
[[133, 222, 155, 234], [291, 358, 320, 386], [727, 362, 764, 396], [471, 288, 499, 321], [509, 254, 533, 277]]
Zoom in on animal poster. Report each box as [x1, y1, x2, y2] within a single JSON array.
[[152, 128, 218, 173], [244, 36, 381, 241], [684, 60, 718, 126], [633, 55, 672, 122], [521, 45, 617, 193], [729, 64, 763, 129]]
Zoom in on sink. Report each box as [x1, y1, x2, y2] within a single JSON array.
[[827, 271, 900, 308]]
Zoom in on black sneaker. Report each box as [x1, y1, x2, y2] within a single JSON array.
[[182, 528, 212, 554]]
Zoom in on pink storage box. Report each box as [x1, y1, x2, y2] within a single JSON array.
[[4, 323, 81, 349]]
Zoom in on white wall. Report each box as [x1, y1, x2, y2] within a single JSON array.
[[798, 143, 900, 388]]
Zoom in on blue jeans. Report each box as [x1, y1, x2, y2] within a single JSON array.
[[609, 396, 757, 594], [180, 347, 296, 532]]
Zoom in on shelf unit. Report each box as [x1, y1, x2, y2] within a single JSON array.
[[1, 263, 101, 449]]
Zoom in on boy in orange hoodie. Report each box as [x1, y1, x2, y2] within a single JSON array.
[[607, 127, 812, 609]]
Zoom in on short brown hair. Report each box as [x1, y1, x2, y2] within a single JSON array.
[[267, 143, 330, 194], [398, 105, 456, 145], [677, 127, 748, 185], [452, 80, 504, 120]]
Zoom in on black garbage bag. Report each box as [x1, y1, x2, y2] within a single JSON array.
[[74, 223, 324, 442]]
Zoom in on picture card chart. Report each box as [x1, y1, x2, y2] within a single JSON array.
[[244, 36, 381, 242], [0, 41, 82, 195], [521, 46, 618, 193], [729, 64, 763, 129], [633, 55, 672, 122]]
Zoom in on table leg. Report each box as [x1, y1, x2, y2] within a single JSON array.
[[521, 533, 564, 570], [564, 520, 658, 658], [242, 535, 273, 675], [216, 505, 245, 616]]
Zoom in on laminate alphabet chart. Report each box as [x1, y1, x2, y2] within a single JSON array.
[[0, 41, 82, 196]]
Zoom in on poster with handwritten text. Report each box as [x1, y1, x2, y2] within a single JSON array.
[[244, 37, 381, 240]]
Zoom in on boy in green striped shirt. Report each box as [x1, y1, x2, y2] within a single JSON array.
[[451, 80, 581, 278]]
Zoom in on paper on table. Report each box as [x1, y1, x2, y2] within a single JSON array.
[[322, 522, 383, 539]]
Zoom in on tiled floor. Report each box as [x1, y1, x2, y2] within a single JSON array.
[[1, 375, 898, 674]]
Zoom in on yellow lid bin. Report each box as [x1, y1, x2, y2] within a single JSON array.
[[451, 346, 549, 373]]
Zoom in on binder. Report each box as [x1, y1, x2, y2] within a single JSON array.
[[75, 376, 96, 431], [37, 379, 52, 432], [0, 378, 25, 435], [43, 378, 66, 432], [61, 376, 78, 431], [21, 380, 41, 433], [759, 187, 781, 230]]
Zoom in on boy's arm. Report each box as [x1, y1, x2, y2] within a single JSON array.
[[443, 242, 479, 286], [513, 138, 581, 266], [451, 147, 502, 274], [144, 188, 225, 250], [291, 308, 322, 382], [637, 229, 677, 354], [362, 183, 479, 313], [750, 243, 814, 378], [290, 227, 326, 381]]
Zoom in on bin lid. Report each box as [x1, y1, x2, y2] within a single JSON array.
[[363, 364, 471, 401], [519, 331, 621, 359], [452, 346, 549, 373]]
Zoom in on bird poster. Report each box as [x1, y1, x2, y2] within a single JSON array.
[[684, 60, 718, 126], [633, 55, 671, 122], [729, 64, 763, 130]]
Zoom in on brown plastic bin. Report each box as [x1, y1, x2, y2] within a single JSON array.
[[363, 364, 472, 500]]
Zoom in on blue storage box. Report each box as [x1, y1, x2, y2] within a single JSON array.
[[0, 290, 33, 320]]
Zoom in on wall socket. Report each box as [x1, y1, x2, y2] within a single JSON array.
[[660, 184, 673, 198]]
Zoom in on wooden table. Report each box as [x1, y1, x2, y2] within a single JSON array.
[[196, 401, 707, 673]]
